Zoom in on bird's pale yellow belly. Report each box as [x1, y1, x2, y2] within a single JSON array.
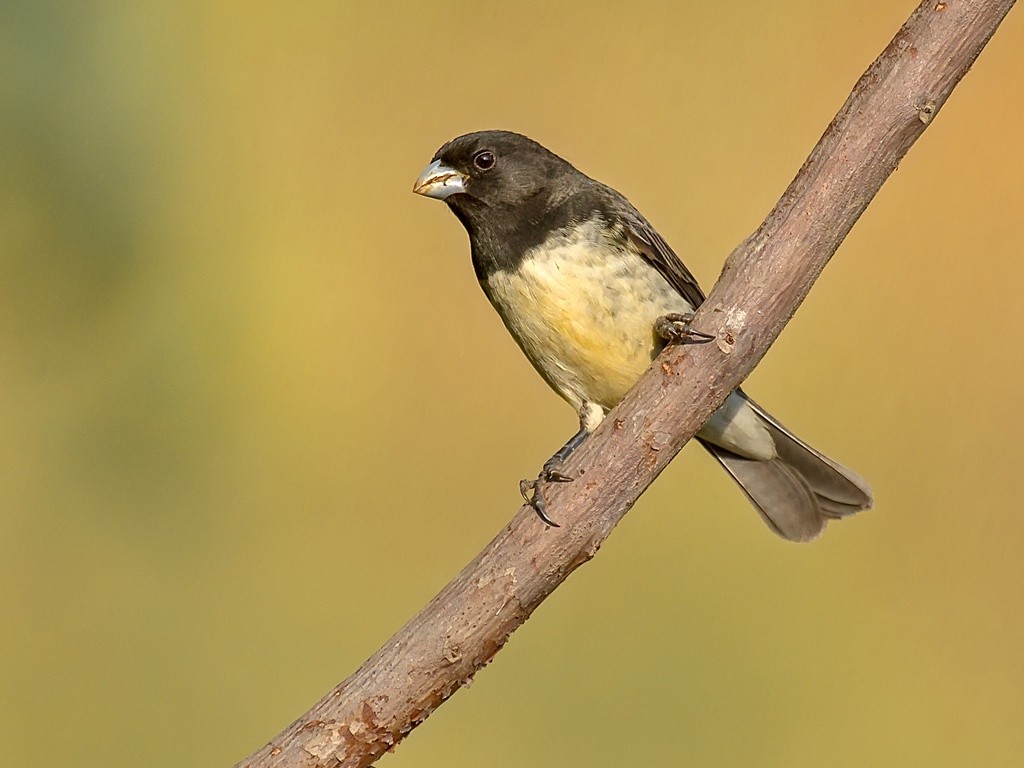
[[484, 225, 689, 412], [482, 221, 776, 461]]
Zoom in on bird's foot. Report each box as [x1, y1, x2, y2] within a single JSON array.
[[655, 312, 715, 345], [519, 461, 574, 527]]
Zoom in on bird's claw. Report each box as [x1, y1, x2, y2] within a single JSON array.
[[655, 312, 715, 345], [520, 463, 575, 527], [542, 466, 574, 484]]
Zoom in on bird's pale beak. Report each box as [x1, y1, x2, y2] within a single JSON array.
[[413, 159, 467, 200]]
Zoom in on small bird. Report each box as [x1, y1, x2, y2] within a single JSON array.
[[413, 130, 872, 541]]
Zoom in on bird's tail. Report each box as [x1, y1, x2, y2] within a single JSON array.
[[700, 398, 873, 542]]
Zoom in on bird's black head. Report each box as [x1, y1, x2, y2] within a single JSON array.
[[417, 130, 575, 209], [414, 130, 589, 274]]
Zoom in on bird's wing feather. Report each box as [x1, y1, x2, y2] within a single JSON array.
[[612, 200, 706, 309]]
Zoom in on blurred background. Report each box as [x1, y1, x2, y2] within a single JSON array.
[[2, 1, 1022, 766]]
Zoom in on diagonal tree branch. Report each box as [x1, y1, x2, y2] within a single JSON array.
[[237, 1, 1016, 766]]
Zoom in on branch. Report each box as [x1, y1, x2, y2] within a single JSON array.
[[237, 2, 1015, 766]]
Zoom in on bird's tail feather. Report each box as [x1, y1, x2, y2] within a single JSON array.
[[700, 398, 873, 542]]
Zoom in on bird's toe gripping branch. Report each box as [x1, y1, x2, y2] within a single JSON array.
[[519, 427, 589, 527], [655, 312, 716, 345], [520, 468, 573, 528]]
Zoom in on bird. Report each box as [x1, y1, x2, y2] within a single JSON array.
[[413, 130, 872, 541]]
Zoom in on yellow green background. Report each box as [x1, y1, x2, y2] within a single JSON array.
[[2, 2, 1022, 766]]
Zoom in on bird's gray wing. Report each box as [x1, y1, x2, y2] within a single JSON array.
[[616, 205, 706, 310]]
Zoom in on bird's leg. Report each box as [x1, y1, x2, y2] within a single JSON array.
[[520, 423, 590, 527], [655, 312, 715, 345]]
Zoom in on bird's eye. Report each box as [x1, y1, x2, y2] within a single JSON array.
[[473, 150, 495, 171]]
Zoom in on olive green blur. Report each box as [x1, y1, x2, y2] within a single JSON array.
[[2, 2, 1022, 766]]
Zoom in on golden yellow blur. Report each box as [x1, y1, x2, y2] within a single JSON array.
[[2, 2, 1022, 766]]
